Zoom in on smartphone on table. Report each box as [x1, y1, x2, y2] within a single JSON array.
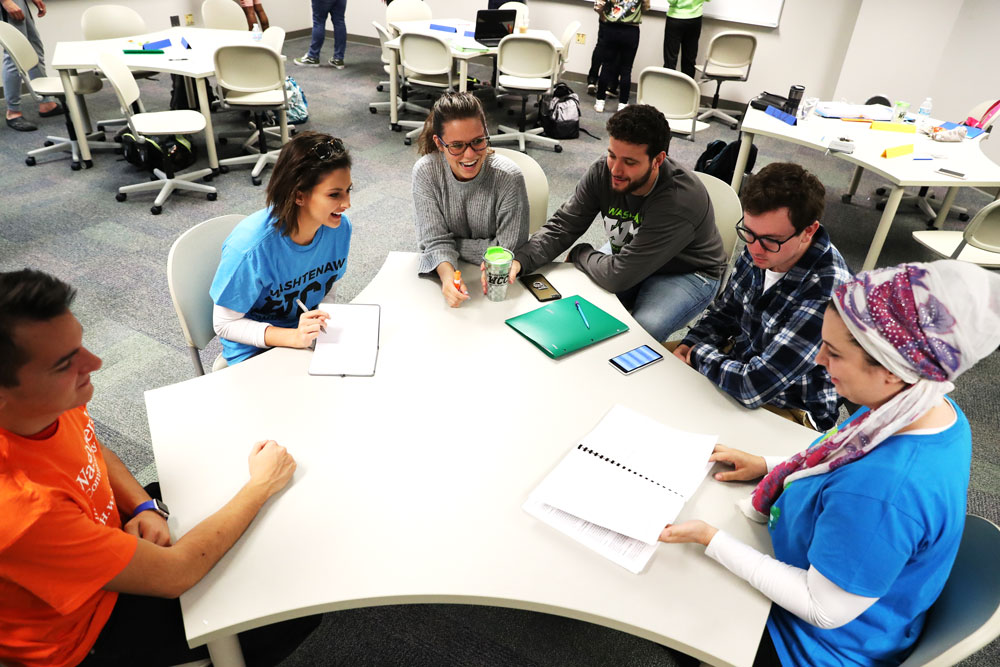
[[520, 273, 561, 302], [609, 345, 664, 375]]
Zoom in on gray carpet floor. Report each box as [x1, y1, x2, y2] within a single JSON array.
[[1, 34, 997, 666]]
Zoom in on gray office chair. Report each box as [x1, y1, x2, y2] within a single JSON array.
[[370, 20, 432, 118], [492, 147, 548, 233], [695, 31, 757, 130], [491, 35, 562, 153], [395, 32, 456, 145], [167, 214, 246, 376], [911, 197, 1000, 268], [694, 171, 741, 293], [637, 66, 707, 143], [899, 514, 1000, 666]]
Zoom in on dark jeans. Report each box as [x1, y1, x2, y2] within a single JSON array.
[[308, 0, 347, 60], [663, 15, 702, 79], [594, 22, 640, 103], [77, 483, 321, 667]]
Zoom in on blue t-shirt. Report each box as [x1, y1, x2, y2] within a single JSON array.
[[767, 398, 970, 667], [210, 207, 352, 364]]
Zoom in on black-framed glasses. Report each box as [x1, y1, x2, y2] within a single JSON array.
[[438, 135, 490, 156], [735, 217, 800, 253], [310, 137, 346, 161]]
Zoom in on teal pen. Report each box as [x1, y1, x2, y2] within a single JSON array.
[[574, 300, 590, 329]]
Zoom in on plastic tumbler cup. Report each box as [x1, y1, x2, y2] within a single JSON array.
[[483, 246, 514, 302]]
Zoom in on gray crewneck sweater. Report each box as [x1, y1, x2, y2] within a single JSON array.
[[412, 151, 529, 274]]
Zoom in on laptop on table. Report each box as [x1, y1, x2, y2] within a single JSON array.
[[474, 9, 517, 47]]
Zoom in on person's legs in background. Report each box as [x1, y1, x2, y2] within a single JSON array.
[[329, 0, 347, 68], [587, 45, 601, 95], [662, 16, 681, 70], [595, 24, 624, 112], [615, 24, 640, 107], [3, 0, 58, 131], [253, 0, 270, 31], [678, 16, 701, 79], [618, 271, 718, 342], [296, 0, 331, 66]]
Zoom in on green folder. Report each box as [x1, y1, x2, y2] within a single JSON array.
[[505, 295, 629, 359]]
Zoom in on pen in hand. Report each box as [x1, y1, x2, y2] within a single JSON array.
[[574, 300, 590, 329], [295, 298, 327, 334]]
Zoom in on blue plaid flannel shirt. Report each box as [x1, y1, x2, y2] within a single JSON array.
[[681, 226, 852, 430]]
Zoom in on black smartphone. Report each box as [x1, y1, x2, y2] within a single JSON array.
[[936, 167, 966, 180], [609, 345, 664, 375], [520, 273, 561, 302]]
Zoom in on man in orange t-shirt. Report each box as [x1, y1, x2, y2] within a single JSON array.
[[0, 269, 318, 667]]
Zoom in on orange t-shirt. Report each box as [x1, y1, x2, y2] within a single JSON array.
[[0, 406, 138, 667]]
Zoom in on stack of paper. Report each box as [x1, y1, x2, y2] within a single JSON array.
[[524, 405, 717, 573], [308, 304, 381, 377]]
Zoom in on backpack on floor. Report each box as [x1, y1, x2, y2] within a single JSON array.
[[284, 76, 309, 124], [695, 137, 757, 184], [116, 128, 197, 174], [540, 82, 581, 140]]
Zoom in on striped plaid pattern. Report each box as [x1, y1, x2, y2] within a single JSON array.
[[681, 226, 852, 430]]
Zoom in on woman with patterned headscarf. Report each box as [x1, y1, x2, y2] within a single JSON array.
[[658, 260, 1000, 666]]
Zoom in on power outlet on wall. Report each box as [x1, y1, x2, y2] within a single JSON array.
[[184, 13, 195, 26], [575, 33, 586, 44]]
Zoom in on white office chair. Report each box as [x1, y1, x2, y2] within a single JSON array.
[[695, 31, 757, 129], [201, 0, 249, 30], [492, 147, 549, 233], [694, 171, 742, 289], [499, 1, 528, 29], [97, 52, 217, 215], [214, 44, 289, 185], [396, 32, 455, 145], [385, 0, 432, 36], [555, 20, 581, 85], [167, 214, 246, 376], [898, 515, 1000, 667], [492, 35, 562, 153], [0, 22, 117, 169], [369, 21, 431, 118], [911, 197, 1000, 268], [637, 66, 708, 143]]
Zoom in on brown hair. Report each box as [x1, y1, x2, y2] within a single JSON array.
[[417, 92, 489, 156], [265, 131, 352, 236], [606, 104, 671, 159], [741, 163, 825, 234], [0, 269, 76, 387]]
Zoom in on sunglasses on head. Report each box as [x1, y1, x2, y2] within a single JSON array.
[[310, 137, 346, 161]]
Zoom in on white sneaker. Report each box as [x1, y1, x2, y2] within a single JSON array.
[[595, 99, 605, 113], [617, 102, 628, 111]]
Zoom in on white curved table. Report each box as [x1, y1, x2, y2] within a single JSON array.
[[145, 252, 815, 667]]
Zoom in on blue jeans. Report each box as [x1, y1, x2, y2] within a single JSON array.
[[599, 244, 719, 341], [2, 0, 53, 112], [308, 0, 347, 60]]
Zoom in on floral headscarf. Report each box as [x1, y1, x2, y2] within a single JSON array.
[[741, 260, 1000, 523]]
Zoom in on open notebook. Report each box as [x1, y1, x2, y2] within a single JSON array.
[[307, 304, 381, 376], [524, 404, 717, 573]]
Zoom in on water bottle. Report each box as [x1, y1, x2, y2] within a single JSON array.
[[918, 97, 933, 117], [251, 22, 262, 42]]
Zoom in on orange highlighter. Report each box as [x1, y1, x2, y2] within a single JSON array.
[[453, 270, 463, 292]]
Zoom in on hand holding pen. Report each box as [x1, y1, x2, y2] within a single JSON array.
[[294, 298, 329, 348]]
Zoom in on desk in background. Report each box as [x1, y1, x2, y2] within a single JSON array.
[[731, 106, 1000, 270], [145, 252, 815, 667]]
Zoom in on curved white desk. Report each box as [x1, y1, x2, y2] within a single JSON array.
[[731, 107, 1000, 270], [144, 252, 815, 667]]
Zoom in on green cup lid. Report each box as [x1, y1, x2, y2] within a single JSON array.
[[483, 246, 513, 263]]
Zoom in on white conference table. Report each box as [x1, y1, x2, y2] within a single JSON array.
[[732, 106, 1000, 270], [145, 252, 817, 667], [51, 27, 259, 170], [383, 19, 561, 128]]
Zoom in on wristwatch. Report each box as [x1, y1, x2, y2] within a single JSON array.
[[133, 498, 170, 520]]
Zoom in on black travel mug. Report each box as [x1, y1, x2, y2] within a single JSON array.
[[785, 85, 805, 115]]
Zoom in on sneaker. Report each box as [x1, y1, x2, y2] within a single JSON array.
[[594, 99, 605, 113], [586, 82, 596, 96], [617, 102, 628, 111], [328, 58, 345, 69], [6, 115, 37, 132], [606, 88, 618, 99], [294, 54, 319, 66]]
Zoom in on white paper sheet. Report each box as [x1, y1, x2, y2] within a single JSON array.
[[307, 304, 380, 376]]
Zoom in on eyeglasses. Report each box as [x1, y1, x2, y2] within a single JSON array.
[[310, 137, 346, 161], [735, 217, 800, 253], [438, 135, 489, 156]]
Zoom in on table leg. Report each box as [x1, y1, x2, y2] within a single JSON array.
[[389, 50, 400, 128], [931, 186, 960, 230], [842, 165, 864, 203], [195, 78, 219, 172], [59, 69, 93, 167], [862, 185, 904, 270], [458, 59, 468, 93], [730, 132, 755, 193], [207, 635, 246, 667]]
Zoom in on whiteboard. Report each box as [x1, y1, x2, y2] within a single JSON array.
[[580, 0, 785, 29]]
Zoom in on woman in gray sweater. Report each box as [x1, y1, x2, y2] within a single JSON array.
[[412, 92, 529, 307]]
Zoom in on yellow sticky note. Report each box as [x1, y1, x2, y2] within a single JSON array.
[[881, 144, 915, 158], [871, 122, 916, 133]]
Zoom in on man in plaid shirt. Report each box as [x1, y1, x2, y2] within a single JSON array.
[[672, 163, 851, 430]]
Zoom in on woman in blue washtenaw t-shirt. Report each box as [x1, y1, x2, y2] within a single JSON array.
[[659, 260, 1000, 666], [211, 131, 353, 365]]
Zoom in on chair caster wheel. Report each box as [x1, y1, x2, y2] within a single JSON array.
[[391, 124, 401, 132], [151, 205, 162, 215], [376, 84, 384, 92], [404, 137, 412, 146], [71, 161, 82, 171], [217, 166, 229, 175], [507, 109, 514, 116], [841, 194, 852, 204], [25, 156, 36, 166], [369, 107, 378, 114], [116, 192, 127, 202], [203, 173, 213, 182], [219, 137, 228, 145], [959, 213, 970, 222], [554, 145, 563, 153], [44, 140, 54, 147], [252, 176, 262, 186], [730, 123, 739, 130], [875, 187, 888, 196], [84, 160, 93, 169], [207, 192, 218, 201], [875, 201, 886, 212]]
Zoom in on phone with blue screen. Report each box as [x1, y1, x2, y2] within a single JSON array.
[[609, 345, 664, 375]]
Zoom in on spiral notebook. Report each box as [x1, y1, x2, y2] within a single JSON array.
[[523, 404, 717, 573]]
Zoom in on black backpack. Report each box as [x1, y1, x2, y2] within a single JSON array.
[[540, 82, 581, 140], [116, 127, 197, 174], [695, 137, 758, 184]]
